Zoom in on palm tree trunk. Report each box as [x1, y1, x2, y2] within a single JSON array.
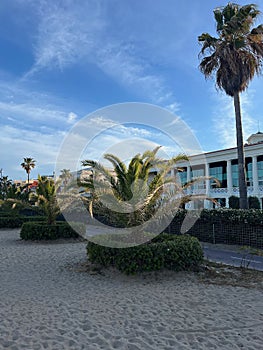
[[233, 92, 248, 209], [27, 171, 30, 193]]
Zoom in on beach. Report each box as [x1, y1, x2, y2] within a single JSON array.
[[0, 228, 262, 350]]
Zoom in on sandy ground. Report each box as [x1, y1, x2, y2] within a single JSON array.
[[0, 228, 263, 350]]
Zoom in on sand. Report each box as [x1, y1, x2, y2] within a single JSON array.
[[0, 228, 262, 350]]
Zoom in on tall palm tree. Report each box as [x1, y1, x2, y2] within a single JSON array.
[[21, 157, 36, 193], [198, 3, 263, 209]]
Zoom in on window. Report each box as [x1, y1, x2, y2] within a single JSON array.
[[231, 158, 253, 187], [178, 168, 187, 186], [209, 161, 227, 188], [258, 156, 263, 186], [191, 167, 205, 189], [231, 163, 239, 187]]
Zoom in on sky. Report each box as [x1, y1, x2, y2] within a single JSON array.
[[1, 0, 263, 180]]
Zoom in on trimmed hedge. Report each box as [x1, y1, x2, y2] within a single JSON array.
[[20, 221, 84, 240], [165, 209, 263, 249], [0, 215, 46, 228], [166, 209, 263, 225], [248, 196, 261, 209], [87, 233, 203, 274]]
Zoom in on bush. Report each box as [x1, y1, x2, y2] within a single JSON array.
[[0, 215, 46, 228], [87, 233, 203, 274], [229, 195, 240, 209], [20, 221, 84, 240], [248, 196, 261, 209], [164, 209, 263, 249]]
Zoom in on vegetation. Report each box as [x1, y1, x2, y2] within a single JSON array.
[[81, 147, 216, 229], [87, 234, 203, 274], [165, 209, 263, 249], [81, 147, 188, 227], [60, 169, 72, 186], [198, 3, 263, 209], [229, 195, 261, 209], [0, 216, 46, 229], [0, 175, 27, 200], [20, 221, 83, 240], [36, 175, 60, 225], [21, 157, 36, 194], [229, 195, 240, 209], [248, 196, 261, 209]]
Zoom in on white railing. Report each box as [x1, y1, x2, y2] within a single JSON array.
[[185, 186, 263, 196]]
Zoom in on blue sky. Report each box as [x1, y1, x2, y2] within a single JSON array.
[[1, 0, 263, 180]]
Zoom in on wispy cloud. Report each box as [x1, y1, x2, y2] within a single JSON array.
[[0, 80, 81, 178], [23, 0, 180, 107], [0, 124, 64, 179], [212, 91, 256, 148], [0, 101, 67, 125], [0, 80, 80, 129]]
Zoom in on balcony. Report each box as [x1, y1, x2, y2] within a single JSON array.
[[185, 186, 263, 196]]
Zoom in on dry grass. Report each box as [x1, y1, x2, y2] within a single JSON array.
[[198, 260, 263, 290], [66, 258, 263, 290]]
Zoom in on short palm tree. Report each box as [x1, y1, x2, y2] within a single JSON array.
[[82, 147, 189, 225], [21, 157, 36, 193], [36, 175, 60, 225], [198, 3, 263, 209], [81, 147, 217, 227]]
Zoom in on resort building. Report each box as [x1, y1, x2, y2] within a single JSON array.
[[175, 132, 263, 209]]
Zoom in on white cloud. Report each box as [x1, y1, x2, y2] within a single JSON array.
[[0, 125, 64, 179], [0, 101, 67, 125], [212, 91, 256, 149], [0, 81, 81, 129], [23, 0, 181, 107], [67, 112, 77, 124], [165, 102, 180, 114]]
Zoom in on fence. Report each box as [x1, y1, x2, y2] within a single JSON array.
[[165, 217, 263, 249]]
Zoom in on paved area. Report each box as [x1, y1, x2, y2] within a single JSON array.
[[202, 243, 263, 271]]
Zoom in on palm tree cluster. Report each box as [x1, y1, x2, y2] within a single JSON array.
[[198, 3, 263, 209]]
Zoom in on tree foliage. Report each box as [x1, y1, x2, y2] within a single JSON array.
[[36, 175, 60, 225], [81, 148, 217, 228], [198, 3, 263, 209]]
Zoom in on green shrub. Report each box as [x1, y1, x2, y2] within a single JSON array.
[[0, 215, 46, 228], [20, 221, 84, 240], [229, 195, 240, 209], [248, 196, 261, 209], [87, 233, 203, 274]]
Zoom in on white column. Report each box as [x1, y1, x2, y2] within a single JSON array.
[[227, 160, 232, 193], [186, 166, 191, 183], [205, 163, 210, 193], [252, 156, 258, 194], [204, 163, 210, 209], [171, 168, 176, 177], [186, 166, 193, 208]]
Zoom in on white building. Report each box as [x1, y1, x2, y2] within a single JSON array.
[[175, 132, 263, 209]]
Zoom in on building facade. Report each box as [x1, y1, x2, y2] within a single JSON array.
[[175, 132, 263, 209]]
